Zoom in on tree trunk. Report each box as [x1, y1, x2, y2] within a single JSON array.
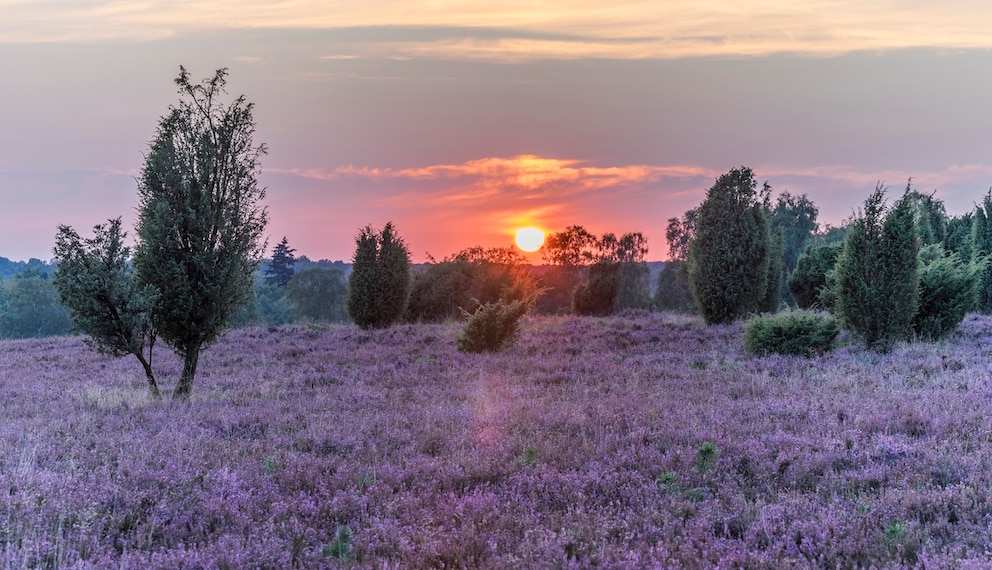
[[135, 353, 161, 400], [173, 344, 200, 401]]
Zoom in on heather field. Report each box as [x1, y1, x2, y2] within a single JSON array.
[[4, 313, 992, 568]]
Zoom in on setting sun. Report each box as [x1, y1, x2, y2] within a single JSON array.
[[514, 227, 545, 252]]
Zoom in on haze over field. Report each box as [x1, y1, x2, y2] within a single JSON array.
[[2, 1, 991, 261]]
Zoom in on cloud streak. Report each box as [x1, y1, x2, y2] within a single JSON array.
[[5, 2, 992, 59]]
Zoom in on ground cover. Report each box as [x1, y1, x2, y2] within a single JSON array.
[[2, 312, 992, 568]]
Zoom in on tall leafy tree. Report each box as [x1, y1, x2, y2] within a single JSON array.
[[135, 67, 268, 400], [688, 167, 772, 324], [833, 185, 919, 352], [53, 219, 161, 398], [771, 192, 818, 303], [265, 236, 296, 287], [347, 222, 412, 329], [665, 208, 698, 262]]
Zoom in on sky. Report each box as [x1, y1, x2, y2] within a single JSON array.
[[2, 2, 992, 263]]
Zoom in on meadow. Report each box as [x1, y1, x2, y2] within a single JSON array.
[[2, 311, 992, 568]]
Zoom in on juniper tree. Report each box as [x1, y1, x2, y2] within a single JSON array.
[[347, 222, 412, 329], [787, 242, 842, 310], [688, 167, 772, 324], [833, 185, 919, 352], [53, 219, 161, 398], [135, 67, 268, 400]]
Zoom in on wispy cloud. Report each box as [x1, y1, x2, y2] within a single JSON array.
[[5, 1, 992, 58]]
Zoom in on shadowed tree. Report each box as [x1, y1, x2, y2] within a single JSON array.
[[53, 219, 162, 398], [286, 267, 348, 323], [971, 189, 992, 313], [135, 67, 268, 401]]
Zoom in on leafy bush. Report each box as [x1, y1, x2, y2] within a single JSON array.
[[912, 244, 984, 340], [456, 299, 528, 353], [572, 260, 622, 316], [743, 310, 840, 357]]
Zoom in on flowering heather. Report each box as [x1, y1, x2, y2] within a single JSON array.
[[3, 312, 992, 567]]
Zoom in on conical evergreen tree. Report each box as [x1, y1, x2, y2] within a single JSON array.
[[833, 185, 919, 352], [971, 190, 992, 313]]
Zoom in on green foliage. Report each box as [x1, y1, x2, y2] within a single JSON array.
[[787, 242, 842, 310], [572, 260, 622, 316], [264, 236, 296, 287], [912, 244, 983, 340], [945, 213, 973, 260], [134, 67, 268, 400], [653, 260, 694, 312], [833, 185, 920, 353], [286, 267, 348, 323], [456, 298, 529, 353], [52, 219, 161, 397], [743, 310, 840, 357], [695, 442, 718, 473], [323, 526, 353, 562], [688, 167, 772, 324], [905, 190, 947, 246], [772, 192, 819, 278], [347, 222, 412, 329], [971, 190, 992, 314], [760, 226, 784, 312], [0, 273, 73, 341]]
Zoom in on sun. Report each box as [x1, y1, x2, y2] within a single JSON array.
[[515, 227, 545, 252]]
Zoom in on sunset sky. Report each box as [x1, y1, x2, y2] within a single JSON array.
[[2, 1, 992, 262]]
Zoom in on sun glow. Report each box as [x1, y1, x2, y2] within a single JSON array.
[[515, 227, 545, 252]]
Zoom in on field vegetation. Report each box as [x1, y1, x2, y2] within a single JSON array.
[[3, 311, 992, 567]]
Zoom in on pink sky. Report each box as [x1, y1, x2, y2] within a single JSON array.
[[2, 2, 992, 262]]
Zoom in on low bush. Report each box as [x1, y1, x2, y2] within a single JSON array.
[[743, 310, 839, 357], [456, 299, 529, 353]]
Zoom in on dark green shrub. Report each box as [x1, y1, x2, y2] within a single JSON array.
[[456, 299, 528, 353], [347, 222, 412, 329], [688, 167, 772, 324], [743, 310, 840, 357], [616, 262, 652, 310], [833, 185, 920, 352], [760, 225, 784, 312], [912, 244, 983, 340], [532, 265, 581, 315], [787, 242, 842, 309], [572, 260, 622, 316]]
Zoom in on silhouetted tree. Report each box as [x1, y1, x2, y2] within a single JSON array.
[[665, 208, 698, 262], [265, 236, 296, 287], [572, 260, 622, 316], [347, 222, 412, 329], [135, 67, 268, 400]]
